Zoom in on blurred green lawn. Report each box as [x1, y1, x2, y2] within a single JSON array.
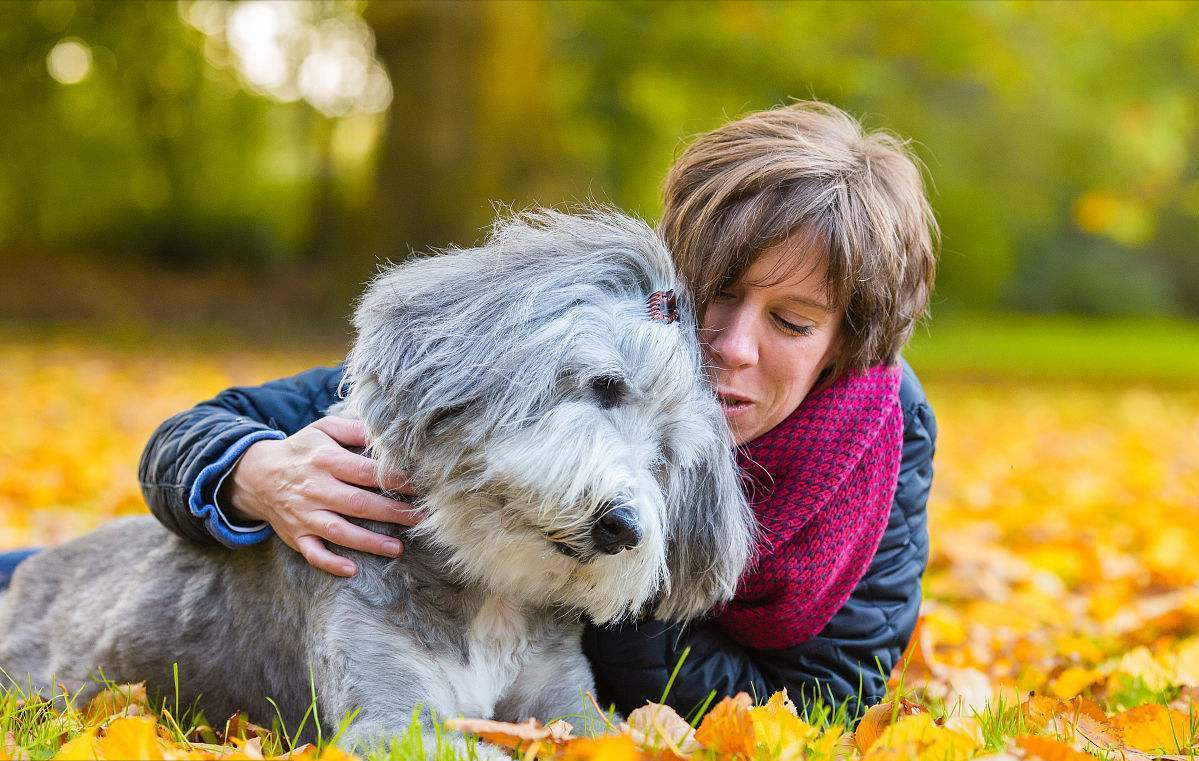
[[7, 310, 1199, 386], [905, 312, 1199, 386]]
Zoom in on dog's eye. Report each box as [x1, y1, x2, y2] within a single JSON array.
[[589, 375, 627, 409]]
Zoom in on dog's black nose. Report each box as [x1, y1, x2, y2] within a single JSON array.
[[592, 503, 641, 554]]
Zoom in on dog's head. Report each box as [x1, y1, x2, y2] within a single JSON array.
[[340, 210, 754, 623]]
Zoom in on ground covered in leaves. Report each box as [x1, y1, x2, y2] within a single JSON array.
[[2, 333, 1198, 760]]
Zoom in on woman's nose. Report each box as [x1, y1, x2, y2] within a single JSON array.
[[708, 312, 758, 369]]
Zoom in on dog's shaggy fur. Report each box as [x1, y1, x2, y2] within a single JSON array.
[[0, 210, 754, 753]]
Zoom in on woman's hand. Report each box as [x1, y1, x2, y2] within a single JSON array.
[[218, 416, 421, 577]]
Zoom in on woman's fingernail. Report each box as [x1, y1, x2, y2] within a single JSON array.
[[341, 563, 357, 576], [385, 540, 403, 556]]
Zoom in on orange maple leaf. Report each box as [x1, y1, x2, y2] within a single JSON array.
[[694, 692, 754, 760]]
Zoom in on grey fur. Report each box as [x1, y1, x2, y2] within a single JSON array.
[[0, 210, 754, 754]]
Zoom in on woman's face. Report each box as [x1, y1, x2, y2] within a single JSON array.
[[701, 237, 843, 446]]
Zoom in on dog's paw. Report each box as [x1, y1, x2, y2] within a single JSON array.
[[467, 740, 516, 761], [437, 734, 513, 761]]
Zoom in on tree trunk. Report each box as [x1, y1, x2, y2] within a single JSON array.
[[363, 1, 488, 261]]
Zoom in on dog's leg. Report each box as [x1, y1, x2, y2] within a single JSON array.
[[331, 698, 514, 761], [493, 624, 613, 737], [314, 593, 509, 760]]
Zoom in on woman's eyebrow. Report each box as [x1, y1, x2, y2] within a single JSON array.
[[781, 295, 833, 312]]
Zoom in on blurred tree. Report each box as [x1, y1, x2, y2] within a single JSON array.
[[1, 0, 1197, 321], [362, 0, 583, 259]]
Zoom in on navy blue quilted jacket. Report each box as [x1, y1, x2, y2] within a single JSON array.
[[138, 359, 935, 720]]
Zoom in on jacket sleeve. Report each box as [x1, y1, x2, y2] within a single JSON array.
[[137, 365, 347, 548], [583, 357, 935, 721]]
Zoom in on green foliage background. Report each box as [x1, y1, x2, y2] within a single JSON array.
[[3, 0, 1198, 329]]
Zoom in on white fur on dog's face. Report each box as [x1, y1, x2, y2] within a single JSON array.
[[343, 210, 755, 624], [414, 296, 716, 623]]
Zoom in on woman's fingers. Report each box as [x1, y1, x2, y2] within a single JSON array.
[[311, 416, 368, 448], [325, 449, 416, 496], [294, 534, 357, 577], [321, 480, 422, 527], [307, 510, 404, 558]]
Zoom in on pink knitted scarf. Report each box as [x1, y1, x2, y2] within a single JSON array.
[[716, 363, 904, 650]]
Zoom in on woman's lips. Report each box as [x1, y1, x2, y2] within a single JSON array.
[[718, 391, 754, 416]]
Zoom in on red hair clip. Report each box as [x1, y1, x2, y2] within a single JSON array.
[[647, 290, 679, 324]]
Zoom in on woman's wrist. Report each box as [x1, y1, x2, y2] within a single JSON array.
[[216, 439, 273, 525]]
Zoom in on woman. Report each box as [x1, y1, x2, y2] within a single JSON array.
[[9, 101, 938, 720]]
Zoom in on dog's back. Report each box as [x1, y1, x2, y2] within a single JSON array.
[[0, 210, 755, 751], [0, 516, 320, 728]]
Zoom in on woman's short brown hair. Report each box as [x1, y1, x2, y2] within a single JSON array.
[[660, 100, 939, 386]]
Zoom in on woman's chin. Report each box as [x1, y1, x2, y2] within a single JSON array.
[[722, 402, 758, 443]]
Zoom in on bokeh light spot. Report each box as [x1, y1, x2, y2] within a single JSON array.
[[46, 38, 92, 85]]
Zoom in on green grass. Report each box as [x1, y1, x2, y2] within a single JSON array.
[[7, 310, 1199, 386], [0, 674, 620, 761], [0, 667, 858, 761], [905, 312, 1199, 385]]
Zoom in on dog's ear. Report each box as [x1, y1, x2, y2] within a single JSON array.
[[340, 250, 504, 473], [653, 416, 756, 622]]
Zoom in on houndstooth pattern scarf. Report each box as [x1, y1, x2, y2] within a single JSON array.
[[716, 363, 904, 650]]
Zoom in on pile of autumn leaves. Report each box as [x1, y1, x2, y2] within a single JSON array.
[[446, 687, 1199, 761], [13, 680, 1199, 761], [1, 683, 352, 760], [5, 341, 1199, 760]]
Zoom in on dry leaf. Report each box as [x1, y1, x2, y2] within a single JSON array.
[[273, 743, 316, 759], [93, 716, 163, 760], [853, 698, 925, 753], [51, 730, 100, 761], [694, 692, 754, 759], [186, 724, 221, 745], [748, 690, 815, 760], [1049, 667, 1101, 699], [2, 730, 29, 761], [222, 713, 273, 745], [941, 667, 994, 714], [83, 683, 149, 725], [943, 715, 985, 747], [560, 734, 639, 761], [443, 717, 572, 750], [231, 735, 265, 760], [1110, 703, 1197, 754], [1015, 735, 1094, 761], [621, 702, 699, 755], [311, 747, 361, 761], [863, 713, 979, 761]]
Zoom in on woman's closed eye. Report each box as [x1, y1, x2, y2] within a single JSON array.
[[773, 314, 815, 337], [712, 290, 814, 336]]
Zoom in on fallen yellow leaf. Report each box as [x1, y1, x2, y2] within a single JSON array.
[[622, 702, 698, 755], [1110, 703, 1197, 754], [52, 729, 100, 761], [853, 698, 925, 753], [95, 717, 163, 761], [748, 690, 813, 760], [560, 734, 638, 761], [694, 693, 754, 760], [442, 717, 572, 750], [1049, 667, 1101, 699], [84, 683, 149, 726], [864, 713, 980, 761], [1016, 735, 1093, 761]]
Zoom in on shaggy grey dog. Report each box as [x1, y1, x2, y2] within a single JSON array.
[[0, 210, 754, 754]]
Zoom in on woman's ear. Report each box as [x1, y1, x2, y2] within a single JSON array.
[[811, 314, 845, 392]]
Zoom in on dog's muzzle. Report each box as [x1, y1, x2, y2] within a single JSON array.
[[591, 501, 642, 555], [550, 500, 642, 559]]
